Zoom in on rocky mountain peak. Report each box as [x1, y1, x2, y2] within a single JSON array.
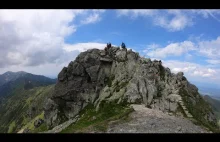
[[44, 45, 218, 130]]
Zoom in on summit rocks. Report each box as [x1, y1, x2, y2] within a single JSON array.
[[44, 45, 218, 130]]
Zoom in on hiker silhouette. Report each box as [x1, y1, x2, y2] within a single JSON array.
[[121, 42, 126, 49]]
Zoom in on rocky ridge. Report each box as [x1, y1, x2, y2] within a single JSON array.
[[44, 45, 218, 131]]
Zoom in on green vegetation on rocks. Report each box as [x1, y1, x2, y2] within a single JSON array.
[[61, 102, 134, 133], [106, 75, 115, 87], [8, 121, 16, 133], [32, 123, 48, 133], [21, 111, 45, 131], [180, 88, 219, 132]]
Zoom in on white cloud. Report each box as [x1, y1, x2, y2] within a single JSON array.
[[163, 60, 218, 79], [208, 68, 216, 74], [154, 10, 193, 32], [7, 52, 26, 65], [116, 9, 220, 32], [191, 9, 220, 21], [142, 35, 220, 84], [0, 10, 106, 69], [144, 36, 220, 66], [0, 10, 81, 67], [63, 42, 133, 53], [0, 10, 107, 77], [206, 59, 220, 65], [117, 9, 157, 19], [63, 42, 106, 52], [198, 36, 220, 59], [81, 13, 101, 24], [146, 41, 196, 58], [80, 10, 105, 25]]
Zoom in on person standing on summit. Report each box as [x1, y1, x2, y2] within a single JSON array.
[[121, 42, 126, 49]]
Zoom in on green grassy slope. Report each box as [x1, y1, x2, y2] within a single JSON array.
[[61, 101, 134, 133], [0, 85, 54, 133]]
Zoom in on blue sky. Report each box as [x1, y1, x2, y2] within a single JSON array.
[[0, 9, 220, 92]]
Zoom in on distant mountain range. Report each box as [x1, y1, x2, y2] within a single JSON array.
[[191, 81, 220, 97], [0, 71, 56, 102], [0, 71, 27, 86], [0, 71, 56, 132]]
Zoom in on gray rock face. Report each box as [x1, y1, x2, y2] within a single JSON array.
[[44, 46, 218, 129], [44, 98, 62, 129]]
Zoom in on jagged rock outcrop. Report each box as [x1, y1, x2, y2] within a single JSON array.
[[44, 46, 218, 129]]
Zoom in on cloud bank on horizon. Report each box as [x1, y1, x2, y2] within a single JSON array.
[[0, 9, 220, 87]]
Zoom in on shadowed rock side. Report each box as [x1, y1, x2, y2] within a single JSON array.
[[44, 46, 218, 130]]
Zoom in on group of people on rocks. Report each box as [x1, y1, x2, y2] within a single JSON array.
[[104, 42, 126, 51]]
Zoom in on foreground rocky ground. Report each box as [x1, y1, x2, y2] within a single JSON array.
[[40, 104, 211, 133], [107, 105, 210, 133]]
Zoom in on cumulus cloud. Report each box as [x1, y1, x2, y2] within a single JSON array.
[[163, 60, 218, 78], [63, 42, 106, 52], [117, 9, 157, 19], [80, 10, 105, 25], [81, 13, 101, 24], [206, 59, 220, 65], [0, 10, 105, 69], [193, 68, 216, 77], [198, 36, 220, 59], [153, 10, 193, 32], [164, 61, 220, 85], [116, 9, 220, 32], [142, 35, 220, 83], [63, 42, 132, 53], [145, 41, 196, 58], [144, 36, 220, 65]]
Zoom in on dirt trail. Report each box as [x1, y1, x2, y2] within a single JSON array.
[[107, 104, 210, 133]]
